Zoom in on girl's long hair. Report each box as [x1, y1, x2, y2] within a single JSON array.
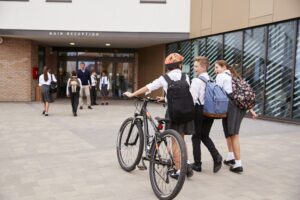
[[216, 60, 241, 79], [43, 66, 49, 81]]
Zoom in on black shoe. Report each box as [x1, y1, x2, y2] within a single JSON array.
[[95, 103, 99, 105], [224, 159, 235, 166], [101, 103, 104, 105], [88, 106, 92, 109], [42, 111, 45, 115], [79, 106, 83, 110], [45, 113, 49, 116], [74, 113, 77, 117], [213, 155, 223, 173], [191, 163, 202, 172], [169, 169, 180, 180], [230, 166, 243, 173], [186, 164, 194, 178], [105, 102, 109, 105]]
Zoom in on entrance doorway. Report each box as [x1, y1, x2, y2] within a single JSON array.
[[57, 50, 135, 98]]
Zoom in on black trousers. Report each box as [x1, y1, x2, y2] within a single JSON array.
[[192, 104, 220, 165], [70, 92, 79, 114], [91, 86, 97, 105]]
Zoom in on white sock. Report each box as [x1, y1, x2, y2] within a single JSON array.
[[233, 160, 242, 168], [187, 160, 190, 164], [226, 152, 235, 161]]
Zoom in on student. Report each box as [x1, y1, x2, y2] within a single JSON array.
[[123, 53, 194, 179], [77, 62, 92, 109], [190, 56, 222, 173], [38, 66, 57, 116], [99, 71, 110, 105], [66, 71, 82, 117], [214, 60, 257, 173], [90, 69, 98, 106]]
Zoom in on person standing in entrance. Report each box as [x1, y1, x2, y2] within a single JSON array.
[[66, 70, 82, 117], [77, 62, 92, 109], [99, 71, 110, 105], [39, 66, 57, 116], [189, 56, 222, 173], [90, 68, 99, 106]]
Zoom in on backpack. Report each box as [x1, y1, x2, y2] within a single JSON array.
[[226, 73, 256, 110], [50, 74, 58, 94], [69, 76, 80, 93], [163, 73, 195, 124], [199, 76, 228, 119]]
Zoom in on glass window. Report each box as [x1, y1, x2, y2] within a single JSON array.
[[166, 43, 179, 55], [293, 20, 300, 120], [58, 52, 77, 56], [224, 31, 243, 74], [77, 52, 101, 57], [206, 35, 223, 76], [190, 38, 206, 77], [265, 21, 297, 119], [243, 27, 267, 115], [179, 41, 192, 75]]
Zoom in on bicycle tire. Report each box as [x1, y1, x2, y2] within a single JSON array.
[[116, 117, 144, 172], [149, 129, 187, 200]]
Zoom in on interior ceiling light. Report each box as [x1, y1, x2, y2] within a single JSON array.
[[105, 43, 111, 47], [69, 42, 75, 46]]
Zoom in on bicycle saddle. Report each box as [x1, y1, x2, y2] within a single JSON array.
[[155, 117, 170, 124]]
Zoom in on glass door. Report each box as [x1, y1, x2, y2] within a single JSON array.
[[114, 62, 134, 97], [58, 61, 76, 98], [97, 61, 114, 97]]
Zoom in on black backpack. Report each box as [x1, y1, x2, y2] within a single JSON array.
[[163, 73, 195, 124]]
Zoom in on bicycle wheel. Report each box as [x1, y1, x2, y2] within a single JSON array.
[[116, 117, 144, 172], [149, 129, 187, 200]]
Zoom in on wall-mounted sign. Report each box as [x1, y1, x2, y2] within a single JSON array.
[[49, 31, 100, 37], [46, 0, 71, 2], [140, 0, 166, 3]]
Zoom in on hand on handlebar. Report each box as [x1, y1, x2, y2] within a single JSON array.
[[123, 92, 134, 98], [156, 96, 165, 102]]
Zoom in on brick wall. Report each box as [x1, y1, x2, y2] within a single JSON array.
[[0, 37, 34, 101]]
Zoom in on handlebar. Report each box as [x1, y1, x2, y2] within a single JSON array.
[[133, 96, 160, 103]]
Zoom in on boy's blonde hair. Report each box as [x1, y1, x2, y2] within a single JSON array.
[[194, 56, 209, 70]]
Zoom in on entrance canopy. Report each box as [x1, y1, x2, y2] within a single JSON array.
[[0, 29, 189, 48]]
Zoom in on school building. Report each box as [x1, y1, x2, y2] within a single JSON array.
[[0, 0, 300, 123]]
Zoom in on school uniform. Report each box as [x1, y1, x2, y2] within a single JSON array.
[[66, 77, 82, 115], [100, 76, 110, 97], [216, 70, 246, 138], [190, 72, 221, 165], [90, 74, 98, 105], [39, 73, 57, 103], [146, 69, 194, 135]]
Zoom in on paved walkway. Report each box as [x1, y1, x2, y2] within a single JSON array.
[[0, 100, 299, 200]]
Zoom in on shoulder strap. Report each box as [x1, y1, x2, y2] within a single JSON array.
[[50, 74, 53, 81], [163, 74, 172, 85], [225, 72, 232, 77], [198, 76, 208, 83], [180, 73, 186, 81]]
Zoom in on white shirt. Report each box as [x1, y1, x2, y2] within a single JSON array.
[[66, 77, 82, 96], [216, 70, 232, 94], [190, 72, 210, 105], [38, 73, 57, 86], [91, 74, 97, 86], [146, 69, 190, 101], [99, 76, 110, 90]]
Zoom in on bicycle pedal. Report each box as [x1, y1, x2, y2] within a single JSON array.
[[137, 165, 147, 170]]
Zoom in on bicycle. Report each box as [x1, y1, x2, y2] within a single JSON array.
[[116, 97, 187, 200]]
